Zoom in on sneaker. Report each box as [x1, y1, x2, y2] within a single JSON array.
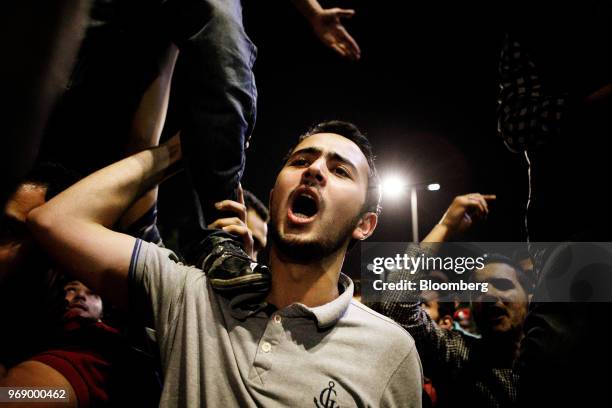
[[200, 235, 271, 297]]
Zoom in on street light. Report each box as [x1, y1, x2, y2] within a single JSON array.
[[381, 175, 440, 243], [381, 174, 408, 200], [410, 188, 419, 243]]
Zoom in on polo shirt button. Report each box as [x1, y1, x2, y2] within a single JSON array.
[[273, 314, 282, 323], [261, 342, 272, 353]]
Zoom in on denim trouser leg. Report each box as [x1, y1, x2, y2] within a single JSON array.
[[162, 0, 257, 230]]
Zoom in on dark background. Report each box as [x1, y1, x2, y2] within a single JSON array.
[[38, 0, 529, 276], [208, 0, 529, 275], [241, 0, 526, 241], [236, 1, 527, 274]]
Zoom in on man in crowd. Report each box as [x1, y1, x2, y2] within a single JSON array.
[[27, 121, 423, 407], [372, 193, 529, 407], [497, 4, 612, 405], [0, 279, 154, 407]]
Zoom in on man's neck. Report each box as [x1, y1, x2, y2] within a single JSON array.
[[266, 246, 346, 309]]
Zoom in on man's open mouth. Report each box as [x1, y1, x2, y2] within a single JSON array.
[[288, 189, 320, 224]]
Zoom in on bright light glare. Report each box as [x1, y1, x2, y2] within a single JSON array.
[[427, 183, 440, 191], [382, 175, 407, 200]]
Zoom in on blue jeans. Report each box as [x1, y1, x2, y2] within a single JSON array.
[[43, 0, 257, 230], [160, 0, 258, 228]]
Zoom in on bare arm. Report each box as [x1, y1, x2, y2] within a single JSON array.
[[0, 361, 77, 408], [291, 0, 323, 20], [118, 44, 179, 230], [27, 136, 182, 309], [422, 193, 496, 243]]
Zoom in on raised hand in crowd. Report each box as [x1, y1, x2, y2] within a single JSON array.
[[292, 0, 361, 60], [423, 193, 496, 243]]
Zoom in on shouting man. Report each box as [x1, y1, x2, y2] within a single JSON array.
[[28, 121, 422, 407]]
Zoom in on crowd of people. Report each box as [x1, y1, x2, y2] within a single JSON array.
[[1, 0, 611, 407]]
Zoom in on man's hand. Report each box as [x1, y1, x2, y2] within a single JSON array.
[[208, 184, 255, 259], [308, 8, 361, 60], [440, 193, 496, 234], [291, 1, 360, 60], [201, 183, 270, 300], [423, 193, 496, 243]]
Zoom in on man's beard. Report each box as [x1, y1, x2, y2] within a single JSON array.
[[269, 213, 360, 263]]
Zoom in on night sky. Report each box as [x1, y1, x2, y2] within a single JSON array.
[[241, 1, 525, 239], [156, 1, 528, 275]]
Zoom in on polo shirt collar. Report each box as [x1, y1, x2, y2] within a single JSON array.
[[228, 273, 354, 329], [282, 273, 354, 329]]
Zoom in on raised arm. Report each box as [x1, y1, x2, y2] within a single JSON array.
[[372, 193, 495, 375], [27, 136, 182, 309], [422, 193, 496, 243], [118, 43, 178, 232]]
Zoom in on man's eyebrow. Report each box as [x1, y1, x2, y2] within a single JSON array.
[[288, 147, 322, 159], [289, 147, 358, 172], [328, 151, 357, 172]]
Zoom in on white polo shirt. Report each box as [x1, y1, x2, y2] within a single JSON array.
[[129, 239, 423, 407]]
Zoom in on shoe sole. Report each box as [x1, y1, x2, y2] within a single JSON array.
[[209, 273, 268, 290]]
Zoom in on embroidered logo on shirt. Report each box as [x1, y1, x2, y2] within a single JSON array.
[[314, 381, 338, 408]]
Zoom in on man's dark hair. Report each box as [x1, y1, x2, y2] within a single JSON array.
[[21, 162, 81, 200], [284, 120, 382, 215], [243, 189, 269, 222]]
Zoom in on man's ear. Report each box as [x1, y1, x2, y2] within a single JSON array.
[[352, 212, 378, 241]]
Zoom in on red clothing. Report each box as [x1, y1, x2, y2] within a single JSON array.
[[31, 320, 121, 408]]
